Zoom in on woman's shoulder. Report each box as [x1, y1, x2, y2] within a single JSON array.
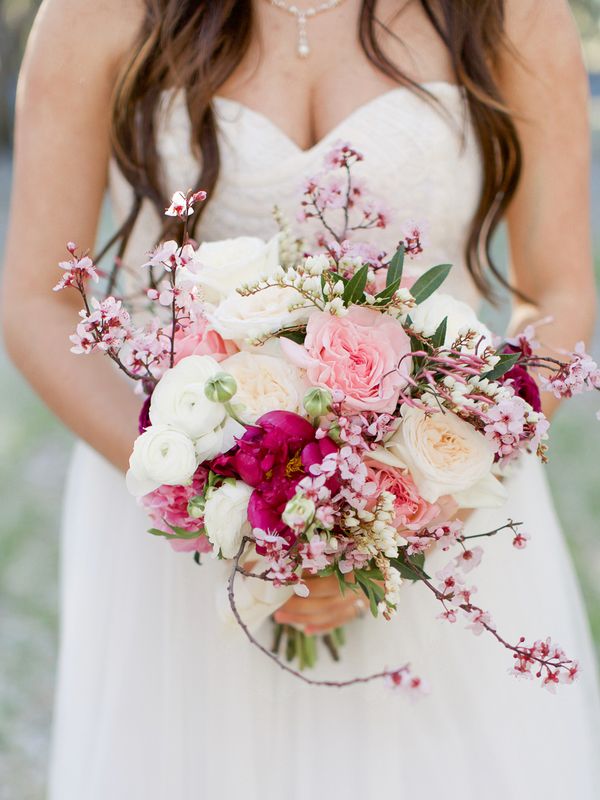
[[500, 0, 587, 99], [27, 0, 144, 80]]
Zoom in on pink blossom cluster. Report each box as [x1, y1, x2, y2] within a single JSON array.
[[540, 342, 600, 399], [53, 242, 99, 292], [298, 140, 390, 237]]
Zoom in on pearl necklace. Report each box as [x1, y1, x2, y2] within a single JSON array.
[[268, 0, 347, 59]]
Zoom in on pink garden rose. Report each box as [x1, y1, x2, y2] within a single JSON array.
[[173, 318, 237, 365], [365, 460, 442, 531], [280, 306, 412, 413]]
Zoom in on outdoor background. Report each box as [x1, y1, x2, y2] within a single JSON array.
[[1, 2, 600, 798]]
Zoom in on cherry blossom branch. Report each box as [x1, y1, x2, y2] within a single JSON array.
[[227, 537, 415, 689]]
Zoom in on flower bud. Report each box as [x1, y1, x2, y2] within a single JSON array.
[[204, 372, 237, 403], [187, 495, 206, 519], [282, 494, 316, 529], [303, 387, 332, 418]]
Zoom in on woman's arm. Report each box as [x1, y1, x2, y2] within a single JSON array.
[[1, 0, 143, 471], [501, 0, 596, 418]]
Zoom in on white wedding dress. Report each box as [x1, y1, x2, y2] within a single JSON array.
[[48, 83, 600, 799]]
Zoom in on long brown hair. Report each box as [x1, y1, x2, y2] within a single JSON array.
[[108, 0, 521, 300]]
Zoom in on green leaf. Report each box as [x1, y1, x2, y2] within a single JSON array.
[[483, 352, 521, 381], [148, 527, 203, 541], [278, 329, 306, 344], [410, 263, 452, 304], [386, 243, 405, 288], [391, 553, 430, 582], [343, 264, 369, 305], [374, 277, 401, 305], [193, 551, 202, 566], [431, 316, 448, 349]]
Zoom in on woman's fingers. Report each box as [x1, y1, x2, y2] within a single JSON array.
[[274, 590, 366, 633]]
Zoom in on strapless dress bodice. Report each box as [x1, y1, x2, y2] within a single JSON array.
[[109, 82, 482, 308]]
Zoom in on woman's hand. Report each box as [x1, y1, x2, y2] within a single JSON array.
[[274, 574, 366, 635]]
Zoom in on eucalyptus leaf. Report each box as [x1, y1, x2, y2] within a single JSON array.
[[278, 329, 306, 344], [374, 277, 401, 305], [410, 263, 452, 304], [343, 264, 369, 305], [431, 316, 448, 349], [386, 243, 405, 288], [148, 527, 203, 541], [483, 352, 521, 381]]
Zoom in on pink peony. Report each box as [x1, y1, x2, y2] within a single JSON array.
[[280, 306, 412, 413], [173, 318, 237, 364], [141, 467, 211, 553], [211, 410, 338, 550], [365, 460, 440, 531]]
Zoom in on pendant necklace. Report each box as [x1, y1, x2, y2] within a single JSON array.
[[268, 0, 347, 59]]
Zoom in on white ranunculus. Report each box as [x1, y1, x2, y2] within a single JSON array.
[[195, 418, 246, 462], [149, 355, 227, 440], [410, 293, 492, 350], [372, 406, 506, 508], [176, 233, 281, 304], [204, 481, 253, 559], [219, 351, 308, 423], [208, 285, 310, 345], [126, 424, 197, 497]]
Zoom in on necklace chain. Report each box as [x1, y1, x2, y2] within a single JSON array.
[[268, 0, 347, 59]]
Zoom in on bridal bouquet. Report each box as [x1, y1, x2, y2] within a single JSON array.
[[56, 143, 600, 694]]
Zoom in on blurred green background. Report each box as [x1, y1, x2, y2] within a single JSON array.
[[1, 1, 600, 798]]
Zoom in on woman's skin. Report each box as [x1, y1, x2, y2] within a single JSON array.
[[1, 0, 594, 635]]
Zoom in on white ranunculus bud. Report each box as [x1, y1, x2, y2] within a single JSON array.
[[303, 387, 333, 418], [126, 425, 197, 497], [282, 494, 316, 529], [204, 481, 253, 559], [187, 495, 206, 519], [204, 372, 238, 403]]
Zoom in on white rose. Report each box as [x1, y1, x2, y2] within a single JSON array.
[[204, 481, 253, 559], [126, 425, 197, 497], [372, 406, 506, 508], [208, 285, 309, 345], [220, 351, 308, 423], [149, 355, 227, 440], [410, 293, 492, 350], [176, 234, 281, 304]]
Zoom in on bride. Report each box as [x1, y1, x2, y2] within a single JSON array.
[[3, 0, 600, 797]]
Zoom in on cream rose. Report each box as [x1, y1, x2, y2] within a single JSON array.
[[410, 293, 492, 350], [208, 285, 309, 345], [204, 481, 253, 559], [372, 406, 506, 508], [149, 355, 227, 440], [220, 351, 308, 423], [126, 425, 197, 497], [176, 234, 281, 304]]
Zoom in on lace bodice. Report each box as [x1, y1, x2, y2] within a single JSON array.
[[108, 81, 482, 308]]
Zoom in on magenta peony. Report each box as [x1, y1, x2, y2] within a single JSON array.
[[501, 346, 542, 412], [211, 410, 337, 549], [280, 305, 412, 413]]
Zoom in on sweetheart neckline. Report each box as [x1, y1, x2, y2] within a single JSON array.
[[211, 81, 464, 157]]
